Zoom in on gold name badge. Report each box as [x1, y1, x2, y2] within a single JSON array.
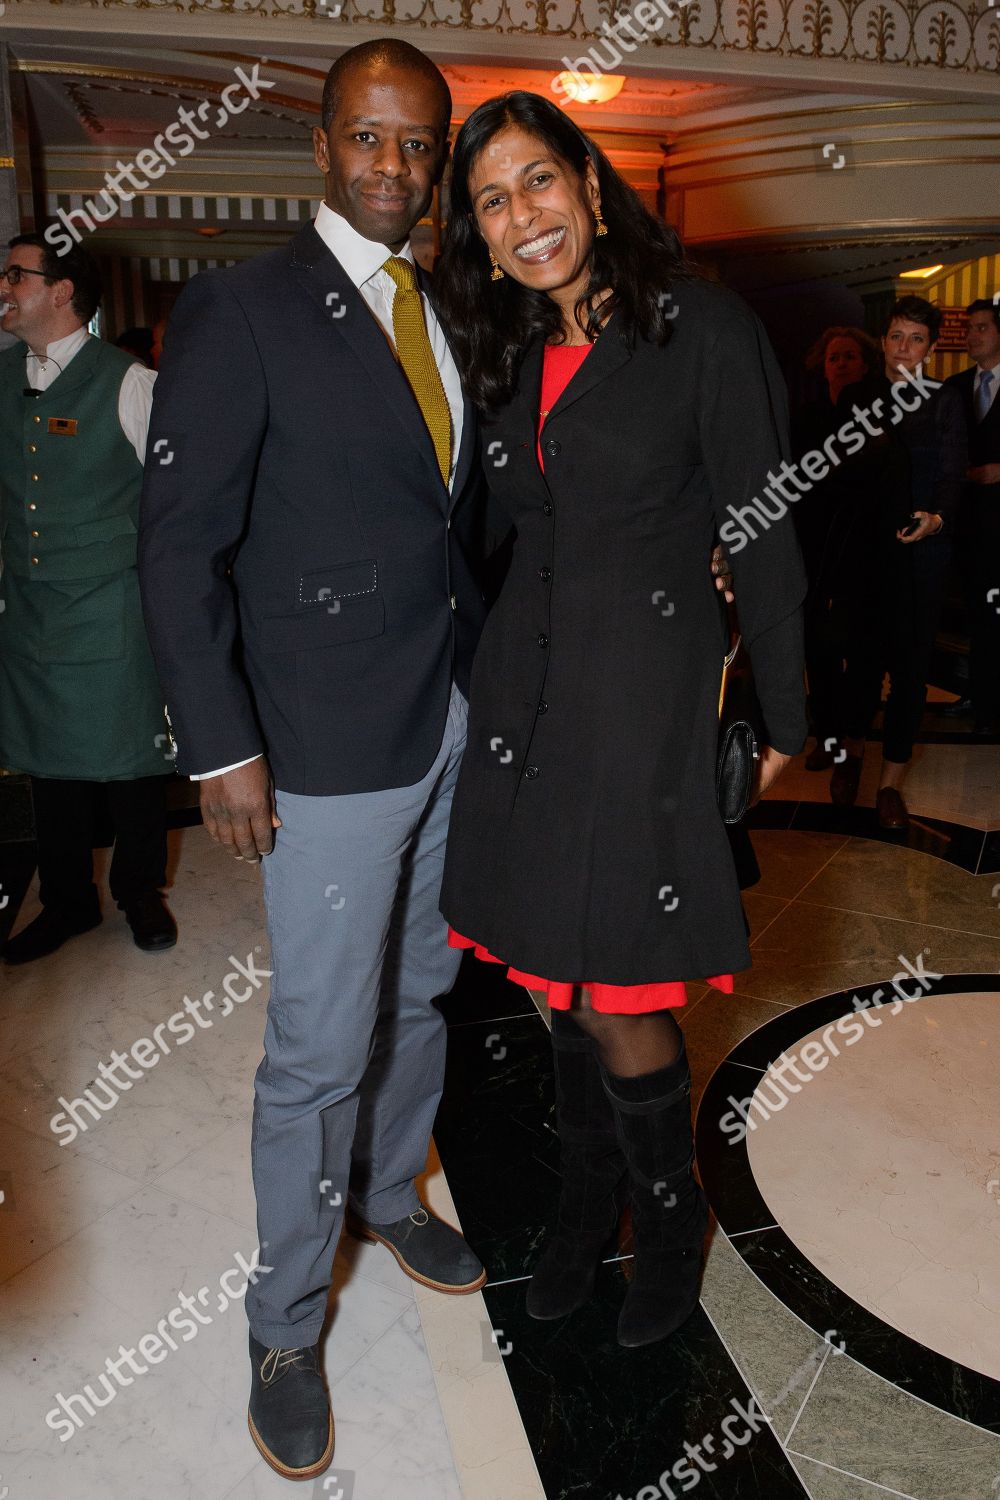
[[48, 418, 78, 436]]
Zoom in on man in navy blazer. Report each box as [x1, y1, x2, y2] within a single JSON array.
[[946, 299, 1000, 734], [139, 41, 487, 1480]]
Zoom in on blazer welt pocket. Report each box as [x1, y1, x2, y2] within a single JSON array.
[[259, 559, 384, 653]]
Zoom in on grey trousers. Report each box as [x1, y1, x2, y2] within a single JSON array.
[[246, 685, 468, 1346]]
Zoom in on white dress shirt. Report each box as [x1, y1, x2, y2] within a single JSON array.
[[193, 204, 465, 781], [974, 360, 1000, 417], [25, 326, 157, 463]]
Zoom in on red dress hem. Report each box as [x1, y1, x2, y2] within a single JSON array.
[[448, 929, 734, 1014]]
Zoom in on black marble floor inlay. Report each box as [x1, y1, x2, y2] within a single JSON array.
[[432, 965, 809, 1498], [481, 1274, 806, 1500], [696, 976, 1000, 1435]]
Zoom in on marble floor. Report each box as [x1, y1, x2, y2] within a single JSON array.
[[0, 736, 998, 1499]]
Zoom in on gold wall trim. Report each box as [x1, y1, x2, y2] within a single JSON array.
[[3, 0, 999, 80]]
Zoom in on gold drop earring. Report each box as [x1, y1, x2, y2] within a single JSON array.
[[489, 250, 505, 282], [594, 205, 608, 237]]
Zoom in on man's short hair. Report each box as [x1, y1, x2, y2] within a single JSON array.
[[10, 232, 102, 324], [966, 297, 1000, 333], [885, 294, 941, 344], [320, 41, 451, 136]]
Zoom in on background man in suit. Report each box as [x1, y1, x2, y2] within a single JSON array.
[[947, 298, 1000, 734], [139, 41, 488, 1482], [0, 234, 177, 964]]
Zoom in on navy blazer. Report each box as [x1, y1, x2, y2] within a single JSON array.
[[946, 363, 1000, 468], [139, 224, 488, 795]]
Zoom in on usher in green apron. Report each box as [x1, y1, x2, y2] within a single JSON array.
[[0, 336, 168, 780]]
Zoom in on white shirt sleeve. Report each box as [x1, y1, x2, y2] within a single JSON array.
[[190, 755, 263, 782], [119, 363, 157, 464]]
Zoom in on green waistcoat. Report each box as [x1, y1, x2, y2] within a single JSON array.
[[0, 335, 170, 780]]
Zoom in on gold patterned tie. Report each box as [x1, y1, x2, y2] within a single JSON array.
[[382, 256, 453, 486]]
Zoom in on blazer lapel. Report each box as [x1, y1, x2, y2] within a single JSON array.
[[544, 313, 633, 425], [288, 224, 448, 503]]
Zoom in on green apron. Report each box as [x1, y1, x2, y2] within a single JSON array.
[[0, 336, 169, 780]]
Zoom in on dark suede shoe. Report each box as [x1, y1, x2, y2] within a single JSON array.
[[347, 1205, 486, 1294], [248, 1334, 334, 1481], [123, 891, 177, 952], [3, 904, 101, 965]]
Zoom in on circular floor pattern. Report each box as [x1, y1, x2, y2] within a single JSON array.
[[696, 974, 1000, 1431]]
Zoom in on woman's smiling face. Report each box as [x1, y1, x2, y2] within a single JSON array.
[[467, 124, 601, 298]]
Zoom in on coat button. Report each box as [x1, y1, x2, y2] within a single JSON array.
[[28, 502, 37, 511], [524, 765, 539, 780], [538, 567, 552, 582], [30, 473, 39, 482], [31, 556, 39, 564], [31, 530, 39, 538], [28, 444, 37, 454], [537, 700, 548, 714], [537, 632, 548, 647], [542, 502, 553, 516], [32, 414, 40, 424], [545, 439, 560, 457]]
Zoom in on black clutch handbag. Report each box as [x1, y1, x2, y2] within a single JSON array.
[[716, 635, 763, 825]]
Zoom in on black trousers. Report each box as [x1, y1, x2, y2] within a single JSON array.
[[960, 486, 1000, 725], [30, 774, 169, 914], [806, 535, 952, 765]]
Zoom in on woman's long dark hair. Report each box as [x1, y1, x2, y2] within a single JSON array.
[[435, 90, 693, 412]]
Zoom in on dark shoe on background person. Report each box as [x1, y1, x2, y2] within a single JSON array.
[[876, 786, 910, 830], [248, 1334, 334, 1481], [602, 1043, 708, 1349], [347, 1204, 486, 1294], [3, 900, 102, 965], [123, 891, 177, 951], [804, 740, 834, 772], [940, 696, 973, 718], [526, 1011, 628, 1321], [830, 752, 863, 807]]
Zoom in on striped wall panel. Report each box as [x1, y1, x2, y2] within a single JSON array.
[[45, 191, 323, 229]]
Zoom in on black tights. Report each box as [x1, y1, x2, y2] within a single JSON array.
[[568, 988, 685, 1078]]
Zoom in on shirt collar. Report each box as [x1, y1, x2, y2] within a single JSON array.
[[976, 361, 1000, 382], [26, 325, 91, 369], [314, 202, 415, 290]]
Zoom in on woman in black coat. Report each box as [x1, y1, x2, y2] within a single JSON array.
[[435, 92, 807, 1348]]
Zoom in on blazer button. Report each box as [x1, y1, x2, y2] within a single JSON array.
[[28, 444, 37, 454], [538, 567, 552, 582], [537, 632, 548, 647], [542, 502, 553, 516], [537, 700, 548, 714], [524, 765, 539, 780], [545, 439, 560, 457], [31, 555, 39, 565]]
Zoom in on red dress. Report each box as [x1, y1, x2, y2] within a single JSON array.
[[449, 342, 734, 1015]]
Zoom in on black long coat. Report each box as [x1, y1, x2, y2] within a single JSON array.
[[440, 279, 807, 985]]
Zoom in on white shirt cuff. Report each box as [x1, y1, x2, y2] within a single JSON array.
[[190, 754, 262, 781]]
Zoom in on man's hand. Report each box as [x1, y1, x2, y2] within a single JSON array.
[[753, 745, 792, 804], [969, 463, 1000, 485], [712, 543, 734, 604], [200, 758, 280, 862], [896, 511, 942, 544]]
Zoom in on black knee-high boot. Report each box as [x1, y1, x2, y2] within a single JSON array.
[[601, 1041, 708, 1347], [526, 1011, 629, 1320]]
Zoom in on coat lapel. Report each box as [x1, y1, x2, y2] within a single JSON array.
[[288, 224, 449, 505], [543, 313, 633, 425]]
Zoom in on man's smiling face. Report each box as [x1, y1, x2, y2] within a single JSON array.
[[312, 63, 450, 251]]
